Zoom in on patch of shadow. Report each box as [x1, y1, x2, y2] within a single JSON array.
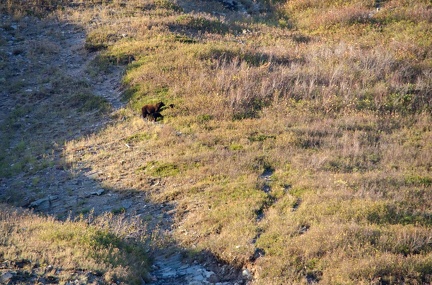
[[219, 0, 247, 12], [292, 33, 311, 44], [283, 183, 292, 194], [298, 224, 310, 235], [260, 167, 274, 180], [292, 198, 302, 211], [259, 167, 274, 194], [306, 270, 323, 284], [249, 248, 265, 262], [168, 15, 235, 36]]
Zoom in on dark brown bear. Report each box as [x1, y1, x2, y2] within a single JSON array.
[[141, 101, 165, 121]]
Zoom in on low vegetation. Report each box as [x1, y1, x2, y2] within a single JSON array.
[[1, 0, 431, 284], [0, 204, 150, 284]]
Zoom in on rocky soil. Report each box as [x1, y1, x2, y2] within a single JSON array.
[[0, 10, 247, 285]]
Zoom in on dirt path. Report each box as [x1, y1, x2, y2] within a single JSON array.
[[0, 13, 246, 285]]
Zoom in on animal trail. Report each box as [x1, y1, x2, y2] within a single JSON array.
[[260, 168, 273, 194], [250, 167, 277, 265], [292, 197, 302, 211], [255, 167, 275, 222]]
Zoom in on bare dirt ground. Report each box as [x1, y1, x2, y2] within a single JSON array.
[[0, 12, 245, 285]]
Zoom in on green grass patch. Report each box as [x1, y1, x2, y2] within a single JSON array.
[[138, 161, 180, 177], [124, 133, 152, 144], [172, 14, 231, 34], [70, 93, 111, 113], [405, 174, 432, 187]]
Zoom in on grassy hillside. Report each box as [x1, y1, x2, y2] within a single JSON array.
[[2, 0, 432, 284]]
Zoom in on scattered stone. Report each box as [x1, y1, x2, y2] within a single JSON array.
[[89, 189, 104, 196], [45, 264, 57, 275], [160, 268, 178, 279], [250, 248, 265, 262], [149, 252, 244, 285], [86, 171, 99, 179], [0, 271, 13, 283], [242, 268, 252, 279], [29, 195, 58, 209]]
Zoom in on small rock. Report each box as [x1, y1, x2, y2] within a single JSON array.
[[87, 172, 99, 179], [1, 271, 13, 283], [122, 200, 132, 209], [28, 197, 48, 207], [160, 269, 177, 278], [192, 274, 204, 282], [93, 189, 105, 195], [208, 272, 220, 283], [87, 189, 104, 197], [204, 270, 214, 279], [242, 269, 252, 279], [29, 195, 58, 208]]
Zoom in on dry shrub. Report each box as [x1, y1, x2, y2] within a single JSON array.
[[211, 58, 282, 119], [380, 0, 432, 23], [284, 0, 373, 29], [27, 39, 61, 56], [308, 4, 371, 28], [283, 0, 371, 11], [1, 0, 69, 16]]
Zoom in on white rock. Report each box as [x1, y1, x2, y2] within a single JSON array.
[[242, 269, 252, 279]]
